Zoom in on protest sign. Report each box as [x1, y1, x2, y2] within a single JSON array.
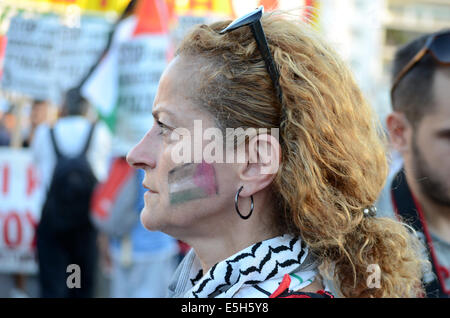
[[113, 34, 169, 155], [1, 14, 59, 101], [81, 16, 137, 118], [1, 13, 113, 104], [52, 16, 113, 103], [169, 0, 233, 46], [0, 148, 44, 274], [83, 0, 172, 155]]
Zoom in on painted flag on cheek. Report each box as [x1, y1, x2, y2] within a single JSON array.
[[168, 162, 218, 205]]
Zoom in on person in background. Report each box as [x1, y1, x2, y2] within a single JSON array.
[[0, 99, 36, 297], [104, 167, 179, 298], [32, 87, 112, 297], [23, 100, 49, 148], [0, 115, 10, 146], [377, 30, 450, 298], [91, 105, 179, 297], [0, 100, 11, 146], [0, 106, 14, 147]]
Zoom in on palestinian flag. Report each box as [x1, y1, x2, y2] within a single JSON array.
[[168, 162, 218, 205]]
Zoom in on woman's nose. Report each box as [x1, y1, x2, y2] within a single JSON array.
[[126, 133, 157, 169]]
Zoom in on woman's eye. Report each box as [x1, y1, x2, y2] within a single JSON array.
[[158, 127, 169, 136], [157, 121, 170, 136]]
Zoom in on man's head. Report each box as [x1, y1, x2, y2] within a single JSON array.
[[61, 87, 90, 117], [30, 100, 49, 127], [387, 30, 450, 207]]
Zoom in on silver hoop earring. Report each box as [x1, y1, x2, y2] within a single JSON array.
[[234, 186, 254, 220]]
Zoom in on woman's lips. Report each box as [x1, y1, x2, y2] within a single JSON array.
[[143, 183, 158, 193], [144, 190, 158, 201]]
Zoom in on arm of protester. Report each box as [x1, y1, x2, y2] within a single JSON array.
[[88, 120, 112, 183], [31, 124, 52, 189]]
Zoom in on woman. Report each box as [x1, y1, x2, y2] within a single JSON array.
[[127, 8, 427, 298]]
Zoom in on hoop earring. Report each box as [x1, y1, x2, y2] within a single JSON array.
[[234, 186, 254, 220]]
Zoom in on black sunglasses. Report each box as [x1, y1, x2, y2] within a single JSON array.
[[219, 6, 283, 104], [391, 30, 450, 102]]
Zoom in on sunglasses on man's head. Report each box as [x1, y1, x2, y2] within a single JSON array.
[[219, 6, 283, 105], [391, 31, 450, 102]]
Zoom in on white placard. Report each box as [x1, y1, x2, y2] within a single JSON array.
[[0, 148, 45, 274], [52, 16, 113, 103], [1, 15, 59, 101], [81, 16, 138, 117], [113, 34, 169, 155], [1, 14, 113, 104]]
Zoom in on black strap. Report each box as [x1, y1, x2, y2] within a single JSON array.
[[391, 168, 448, 298], [49, 126, 62, 159], [50, 121, 97, 159], [81, 121, 97, 157]]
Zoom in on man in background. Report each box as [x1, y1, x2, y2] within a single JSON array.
[[23, 100, 50, 148], [32, 88, 112, 297], [377, 30, 450, 297]]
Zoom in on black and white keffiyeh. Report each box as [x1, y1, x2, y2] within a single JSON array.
[[167, 234, 319, 298]]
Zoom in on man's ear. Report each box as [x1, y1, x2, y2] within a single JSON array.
[[236, 133, 281, 198], [386, 112, 413, 155]]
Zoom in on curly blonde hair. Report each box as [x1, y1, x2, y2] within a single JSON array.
[[176, 12, 428, 297]]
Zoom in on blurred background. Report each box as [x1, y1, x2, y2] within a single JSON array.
[[0, 0, 448, 298]]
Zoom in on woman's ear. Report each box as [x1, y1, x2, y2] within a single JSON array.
[[236, 132, 281, 198]]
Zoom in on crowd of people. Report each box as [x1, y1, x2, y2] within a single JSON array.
[[0, 7, 448, 298]]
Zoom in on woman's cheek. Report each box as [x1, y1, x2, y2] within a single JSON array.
[[167, 161, 218, 206]]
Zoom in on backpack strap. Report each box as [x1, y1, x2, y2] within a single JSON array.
[[81, 121, 97, 157], [49, 126, 63, 159]]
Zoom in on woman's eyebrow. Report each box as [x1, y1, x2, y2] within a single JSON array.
[[152, 108, 170, 119], [152, 109, 161, 119], [152, 108, 178, 126]]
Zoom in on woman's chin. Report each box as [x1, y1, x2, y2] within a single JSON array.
[[140, 207, 163, 232]]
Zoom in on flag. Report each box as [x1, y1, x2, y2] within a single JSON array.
[[133, 0, 169, 35], [81, 16, 137, 119]]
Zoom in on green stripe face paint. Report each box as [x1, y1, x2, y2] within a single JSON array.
[[168, 161, 218, 205]]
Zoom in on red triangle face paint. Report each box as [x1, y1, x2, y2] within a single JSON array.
[[193, 161, 218, 196]]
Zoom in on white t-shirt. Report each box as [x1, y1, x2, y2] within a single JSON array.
[[32, 116, 112, 190]]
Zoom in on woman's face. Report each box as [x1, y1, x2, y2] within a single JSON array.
[[127, 56, 238, 236]]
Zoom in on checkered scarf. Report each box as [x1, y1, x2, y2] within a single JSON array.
[[167, 234, 319, 298]]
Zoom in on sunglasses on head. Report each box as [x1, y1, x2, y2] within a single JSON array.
[[391, 30, 450, 102], [219, 6, 283, 105]]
